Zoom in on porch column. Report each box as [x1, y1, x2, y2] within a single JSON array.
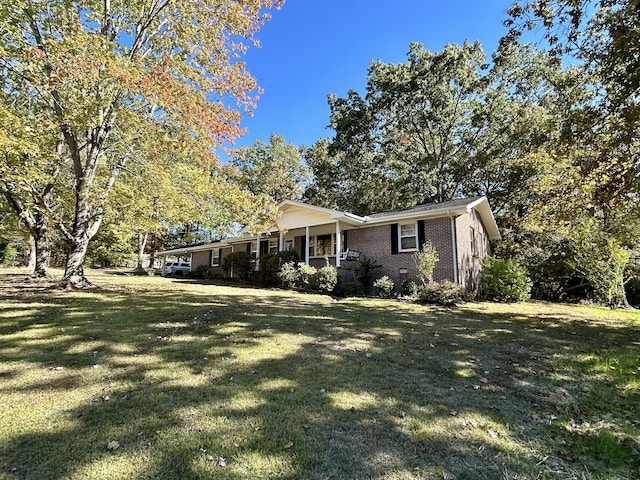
[[305, 226, 310, 265], [335, 221, 341, 268], [279, 232, 284, 252], [255, 233, 261, 270]]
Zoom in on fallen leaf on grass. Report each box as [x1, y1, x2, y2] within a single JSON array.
[[218, 457, 227, 467], [464, 419, 478, 429], [107, 440, 120, 450], [283, 441, 294, 449]]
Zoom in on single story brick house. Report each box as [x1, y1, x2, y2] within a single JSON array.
[[157, 196, 500, 290]]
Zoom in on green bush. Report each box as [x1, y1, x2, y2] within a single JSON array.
[[298, 263, 317, 288], [373, 275, 395, 298], [414, 241, 439, 285], [341, 280, 359, 297], [258, 253, 279, 286], [317, 264, 339, 293], [277, 261, 300, 288], [480, 256, 532, 302], [221, 251, 253, 280], [191, 264, 211, 279], [356, 256, 381, 295], [417, 280, 466, 306], [276, 249, 299, 266], [401, 279, 420, 298]]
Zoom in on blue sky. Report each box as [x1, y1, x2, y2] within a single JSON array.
[[232, 1, 514, 153]]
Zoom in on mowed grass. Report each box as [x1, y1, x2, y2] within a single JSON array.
[[0, 269, 639, 480]]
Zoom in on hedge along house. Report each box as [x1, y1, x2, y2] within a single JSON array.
[[156, 196, 500, 291]]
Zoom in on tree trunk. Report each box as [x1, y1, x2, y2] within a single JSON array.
[[137, 232, 148, 269], [1, 182, 51, 278], [149, 231, 157, 269], [27, 235, 36, 270], [30, 212, 51, 278], [57, 188, 101, 289], [59, 236, 94, 289]]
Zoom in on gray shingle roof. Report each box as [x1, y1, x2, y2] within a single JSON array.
[[367, 196, 484, 218]]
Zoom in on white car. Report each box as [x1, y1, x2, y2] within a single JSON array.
[[164, 261, 191, 276]]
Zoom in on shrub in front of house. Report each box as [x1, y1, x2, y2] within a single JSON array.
[[417, 280, 466, 306], [414, 241, 439, 286], [276, 249, 299, 266], [341, 280, 359, 297], [317, 264, 339, 293], [356, 256, 381, 295], [298, 262, 317, 288], [277, 261, 338, 293], [191, 264, 211, 279], [258, 253, 280, 286], [374, 275, 395, 298], [277, 261, 300, 288], [221, 251, 253, 281], [401, 279, 420, 299], [480, 256, 532, 302]]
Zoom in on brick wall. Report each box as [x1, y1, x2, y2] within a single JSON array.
[[191, 250, 209, 270], [456, 209, 491, 291], [341, 218, 455, 286], [423, 217, 455, 283]]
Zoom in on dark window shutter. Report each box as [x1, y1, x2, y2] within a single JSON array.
[[246, 242, 251, 253], [209, 250, 213, 266], [343, 230, 348, 251], [418, 220, 426, 250], [301, 236, 306, 259], [260, 240, 269, 255], [391, 224, 398, 255]]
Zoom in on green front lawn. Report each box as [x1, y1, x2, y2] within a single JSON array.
[[1, 269, 639, 479]]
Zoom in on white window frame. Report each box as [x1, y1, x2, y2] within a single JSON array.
[[398, 222, 418, 252], [268, 238, 278, 254], [470, 227, 477, 256], [308, 234, 336, 258], [211, 248, 220, 267], [250, 241, 258, 261]]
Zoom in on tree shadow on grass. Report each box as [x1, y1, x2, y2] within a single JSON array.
[[1, 276, 639, 479]]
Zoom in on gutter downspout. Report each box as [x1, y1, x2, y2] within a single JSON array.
[[450, 214, 459, 284]]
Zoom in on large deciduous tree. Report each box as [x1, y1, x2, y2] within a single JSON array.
[[504, 0, 639, 206], [501, 0, 640, 306], [228, 134, 310, 203], [0, 0, 282, 288], [305, 41, 559, 217]]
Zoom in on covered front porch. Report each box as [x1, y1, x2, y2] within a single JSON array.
[[249, 200, 365, 269]]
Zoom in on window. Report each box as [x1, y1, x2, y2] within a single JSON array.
[[210, 248, 220, 267], [308, 234, 336, 257], [398, 222, 418, 252], [316, 234, 333, 256], [470, 228, 477, 256], [268, 239, 278, 254], [285, 239, 293, 251], [250, 241, 258, 261]]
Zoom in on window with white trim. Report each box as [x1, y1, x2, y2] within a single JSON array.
[[268, 239, 278, 254], [398, 222, 418, 252], [308, 234, 336, 257], [470, 228, 477, 256], [211, 248, 220, 267], [250, 241, 258, 261]]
